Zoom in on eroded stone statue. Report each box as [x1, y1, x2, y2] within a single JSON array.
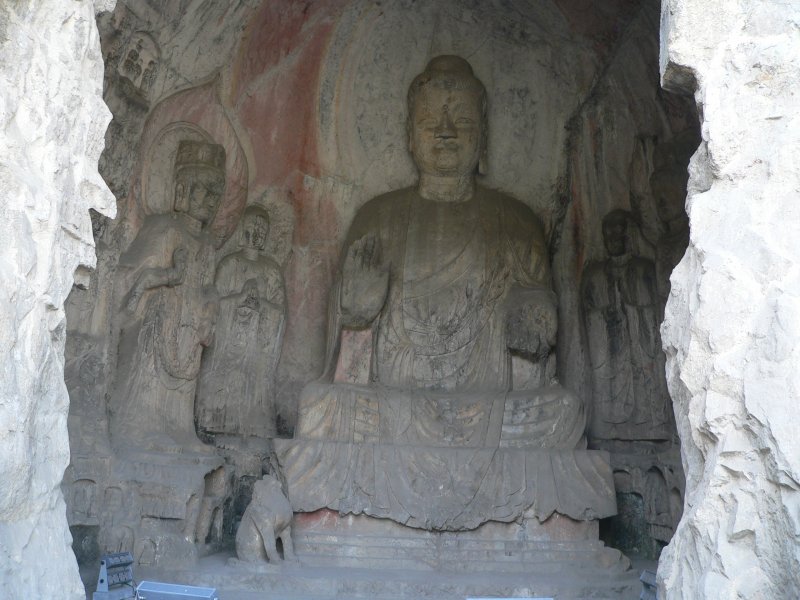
[[276, 56, 616, 531], [109, 140, 224, 454], [196, 205, 286, 438], [235, 474, 295, 564], [581, 209, 672, 441]]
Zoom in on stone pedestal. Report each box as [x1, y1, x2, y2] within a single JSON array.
[[274, 379, 624, 586], [97, 450, 225, 568], [276, 382, 617, 531], [289, 509, 629, 574]]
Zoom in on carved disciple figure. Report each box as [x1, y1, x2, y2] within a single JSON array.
[[196, 206, 286, 437], [581, 209, 671, 440], [118, 31, 159, 99], [109, 140, 224, 453], [275, 57, 615, 533]]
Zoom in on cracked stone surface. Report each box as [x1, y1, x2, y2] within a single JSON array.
[[0, 2, 115, 598], [659, 0, 800, 597]]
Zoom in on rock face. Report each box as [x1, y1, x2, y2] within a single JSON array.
[[0, 1, 116, 599], [659, 1, 800, 597]]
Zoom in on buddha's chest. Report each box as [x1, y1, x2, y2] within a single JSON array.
[[399, 201, 494, 339]]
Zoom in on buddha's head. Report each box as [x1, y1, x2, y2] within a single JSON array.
[[407, 55, 488, 178], [650, 167, 687, 226], [602, 209, 632, 257], [241, 206, 270, 252], [173, 140, 226, 227]]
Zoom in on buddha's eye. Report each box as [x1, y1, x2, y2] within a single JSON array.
[[455, 117, 474, 125]]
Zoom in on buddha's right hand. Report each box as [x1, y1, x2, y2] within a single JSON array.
[[340, 234, 390, 327], [169, 247, 188, 285]]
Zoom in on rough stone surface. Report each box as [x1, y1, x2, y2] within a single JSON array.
[[0, 1, 115, 598], [658, 0, 800, 597]]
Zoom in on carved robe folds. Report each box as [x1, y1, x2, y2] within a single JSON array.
[[111, 214, 218, 451], [276, 187, 617, 531]]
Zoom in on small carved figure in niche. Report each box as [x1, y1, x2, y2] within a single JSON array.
[[135, 538, 157, 566], [70, 479, 97, 521], [118, 31, 159, 101], [109, 140, 225, 454], [193, 467, 229, 548], [196, 206, 286, 438], [581, 209, 671, 440], [234, 474, 294, 564], [98, 487, 134, 554]]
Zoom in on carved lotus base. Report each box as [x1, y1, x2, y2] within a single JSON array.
[[274, 439, 616, 531]]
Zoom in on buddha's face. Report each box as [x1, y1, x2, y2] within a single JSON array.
[[175, 168, 224, 226], [602, 213, 629, 257], [243, 214, 269, 251], [650, 170, 686, 224], [409, 84, 482, 177]]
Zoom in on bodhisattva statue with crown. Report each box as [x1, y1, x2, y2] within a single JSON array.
[[276, 56, 616, 532], [103, 139, 233, 563], [110, 140, 225, 456]]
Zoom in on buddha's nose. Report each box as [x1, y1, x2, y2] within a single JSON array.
[[434, 108, 457, 139]]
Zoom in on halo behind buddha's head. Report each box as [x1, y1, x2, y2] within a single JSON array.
[[407, 55, 489, 173]]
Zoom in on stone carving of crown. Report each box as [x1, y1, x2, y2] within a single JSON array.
[[175, 140, 226, 173]]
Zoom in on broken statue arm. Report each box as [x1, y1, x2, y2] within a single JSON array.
[[123, 246, 187, 313], [502, 199, 558, 361]]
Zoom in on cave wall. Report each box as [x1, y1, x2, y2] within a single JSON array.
[[88, 0, 690, 426], [63, 0, 693, 566], [0, 1, 116, 598], [658, 0, 800, 597]]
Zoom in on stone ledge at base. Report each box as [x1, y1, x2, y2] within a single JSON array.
[[290, 509, 630, 575], [134, 550, 639, 600]]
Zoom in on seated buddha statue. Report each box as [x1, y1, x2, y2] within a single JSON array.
[[276, 56, 614, 532]]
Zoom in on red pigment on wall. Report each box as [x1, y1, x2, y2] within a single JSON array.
[[552, 0, 642, 57]]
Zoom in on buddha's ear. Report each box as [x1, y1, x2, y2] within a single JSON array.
[[478, 147, 488, 176], [174, 181, 188, 212]]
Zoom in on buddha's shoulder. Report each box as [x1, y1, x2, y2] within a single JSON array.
[[476, 185, 544, 233], [352, 187, 414, 221]]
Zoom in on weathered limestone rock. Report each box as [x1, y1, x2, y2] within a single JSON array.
[[0, 1, 115, 598], [659, 1, 800, 597]]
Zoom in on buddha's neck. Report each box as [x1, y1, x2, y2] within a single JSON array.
[[242, 246, 260, 261], [179, 212, 203, 235], [664, 213, 689, 236], [417, 173, 475, 203]]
